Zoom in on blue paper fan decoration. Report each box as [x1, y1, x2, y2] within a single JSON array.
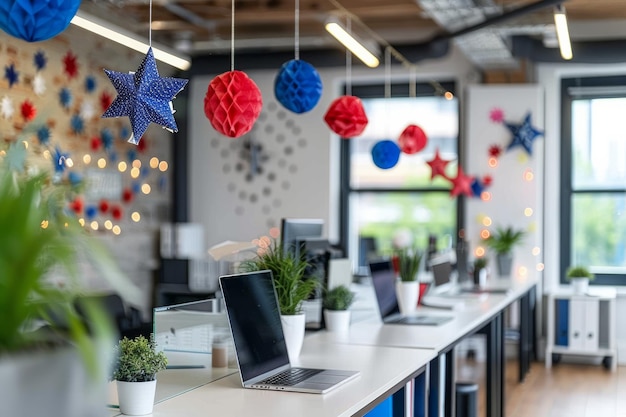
[[37, 125, 50, 145], [0, 0, 81, 42], [34, 50, 47, 71], [59, 87, 72, 109], [4, 64, 18, 88], [371, 140, 401, 170], [85, 75, 97, 93], [274, 59, 322, 114], [70, 114, 84, 134]]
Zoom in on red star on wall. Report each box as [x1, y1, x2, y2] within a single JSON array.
[[63, 51, 79, 80], [450, 166, 474, 197], [20, 99, 36, 121], [100, 91, 113, 112], [426, 148, 450, 180]]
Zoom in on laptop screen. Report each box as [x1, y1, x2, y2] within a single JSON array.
[[369, 260, 400, 318], [431, 259, 452, 289], [220, 270, 290, 382]]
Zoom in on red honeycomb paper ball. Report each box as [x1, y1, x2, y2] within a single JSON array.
[[204, 70, 263, 138], [398, 124, 427, 154], [324, 95, 368, 138]]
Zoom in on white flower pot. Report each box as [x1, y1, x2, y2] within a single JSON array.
[[281, 313, 305, 363], [324, 309, 351, 333], [395, 280, 419, 315], [570, 277, 589, 295], [117, 380, 157, 416]]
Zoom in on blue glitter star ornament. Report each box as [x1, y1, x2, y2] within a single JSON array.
[[274, 59, 322, 114], [371, 140, 401, 170], [505, 112, 543, 156], [102, 47, 188, 145]]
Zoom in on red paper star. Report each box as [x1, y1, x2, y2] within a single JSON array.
[[90, 136, 101, 151], [100, 91, 112, 112], [70, 198, 83, 214], [450, 166, 474, 198], [137, 136, 148, 152], [488, 144, 502, 158], [20, 99, 36, 121], [426, 148, 450, 180], [483, 175, 493, 186], [63, 51, 79, 80], [490, 107, 504, 123]]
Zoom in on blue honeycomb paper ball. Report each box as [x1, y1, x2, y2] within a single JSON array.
[[372, 140, 401, 170], [274, 59, 322, 114], [0, 0, 81, 42]]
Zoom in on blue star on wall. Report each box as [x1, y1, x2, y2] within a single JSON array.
[[85, 75, 97, 93], [37, 125, 51, 145], [4, 64, 18, 88], [34, 51, 47, 71], [102, 47, 188, 145], [505, 112, 544, 156], [101, 127, 114, 150], [59, 87, 73, 109], [53, 147, 70, 173], [71, 114, 84, 134]]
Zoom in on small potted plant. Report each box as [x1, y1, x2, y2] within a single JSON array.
[[565, 265, 595, 294], [485, 226, 525, 277], [112, 335, 168, 416], [322, 285, 355, 333], [472, 257, 488, 287], [240, 239, 318, 362], [393, 246, 423, 315]]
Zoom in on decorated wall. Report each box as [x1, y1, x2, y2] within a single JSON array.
[[0, 25, 177, 317]]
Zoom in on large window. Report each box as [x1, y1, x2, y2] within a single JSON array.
[[339, 82, 461, 273], [561, 76, 626, 285]]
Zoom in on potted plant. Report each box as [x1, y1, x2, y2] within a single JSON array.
[[393, 246, 422, 315], [0, 163, 136, 416], [322, 285, 355, 333], [111, 335, 168, 415], [565, 265, 595, 294], [240, 239, 318, 362], [484, 226, 525, 277], [472, 257, 488, 287]]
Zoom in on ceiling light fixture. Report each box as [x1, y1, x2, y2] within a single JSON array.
[[325, 20, 380, 68], [70, 10, 191, 71], [553, 4, 572, 60]]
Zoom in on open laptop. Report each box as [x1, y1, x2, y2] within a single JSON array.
[[369, 260, 452, 326], [219, 270, 360, 394]]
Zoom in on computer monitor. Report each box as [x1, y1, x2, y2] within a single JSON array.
[[280, 218, 324, 259]]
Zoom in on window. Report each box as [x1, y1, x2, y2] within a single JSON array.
[[339, 82, 461, 274], [561, 76, 626, 285]]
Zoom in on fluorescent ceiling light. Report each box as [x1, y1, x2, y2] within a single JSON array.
[[325, 21, 380, 68], [553, 5, 572, 60], [70, 10, 191, 71]]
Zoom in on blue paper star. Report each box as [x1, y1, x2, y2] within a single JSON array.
[[470, 178, 485, 197], [37, 125, 50, 145], [101, 128, 114, 150], [34, 51, 47, 71], [119, 125, 130, 141], [59, 87, 73, 109], [4, 64, 18, 88], [53, 147, 70, 173], [70, 114, 84, 134], [505, 113, 543, 156], [102, 47, 188, 145], [85, 75, 97, 93]]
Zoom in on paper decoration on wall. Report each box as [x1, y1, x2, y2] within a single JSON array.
[[80, 100, 95, 119], [324, 95, 368, 138], [90, 137, 101, 151], [37, 126, 50, 145], [489, 107, 504, 123], [488, 144, 502, 158], [137, 137, 147, 152], [63, 51, 79, 79], [274, 59, 322, 114], [371, 140, 401, 169], [111, 206, 123, 221], [52, 147, 69, 173], [4, 64, 18, 87], [426, 148, 450, 180], [99, 200, 110, 214], [0, 0, 80, 42], [85, 76, 97, 93], [70, 114, 84, 134], [68, 171, 81, 186], [70, 198, 83, 214], [5, 141, 26, 172], [59, 87, 72, 109], [204, 70, 263, 138], [1, 96, 14, 119], [122, 188, 133, 203], [85, 205, 98, 220], [449, 166, 474, 198], [101, 128, 114, 151], [100, 91, 112, 112], [33, 74, 46, 96], [20, 99, 36, 121], [102, 47, 188, 145], [34, 51, 47, 71], [504, 112, 543, 156], [398, 124, 427, 154]]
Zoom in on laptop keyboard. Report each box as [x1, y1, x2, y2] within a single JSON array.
[[260, 368, 323, 386]]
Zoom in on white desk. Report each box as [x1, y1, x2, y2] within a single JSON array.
[[135, 338, 435, 417]]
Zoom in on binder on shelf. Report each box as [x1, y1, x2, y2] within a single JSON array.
[[555, 299, 569, 346]]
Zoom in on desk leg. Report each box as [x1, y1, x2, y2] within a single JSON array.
[[392, 386, 405, 417], [518, 287, 536, 382], [414, 370, 427, 417], [444, 349, 455, 417], [485, 311, 504, 417], [427, 356, 440, 417]]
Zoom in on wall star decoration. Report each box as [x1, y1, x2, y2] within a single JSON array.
[[505, 112, 543, 156], [102, 47, 189, 145], [4, 63, 18, 87]]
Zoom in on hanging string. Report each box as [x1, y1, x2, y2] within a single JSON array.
[[384, 47, 391, 100], [148, 0, 153, 47], [345, 17, 352, 96], [409, 65, 416, 98], [294, 0, 300, 60], [230, 0, 235, 71]]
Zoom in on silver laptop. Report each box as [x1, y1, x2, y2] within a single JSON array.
[[369, 260, 452, 326], [219, 270, 360, 394]]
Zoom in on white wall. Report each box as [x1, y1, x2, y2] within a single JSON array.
[[188, 46, 476, 248]]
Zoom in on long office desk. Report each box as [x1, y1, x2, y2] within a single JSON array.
[[118, 338, 436, 417], [310, 276, 538, 417]]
